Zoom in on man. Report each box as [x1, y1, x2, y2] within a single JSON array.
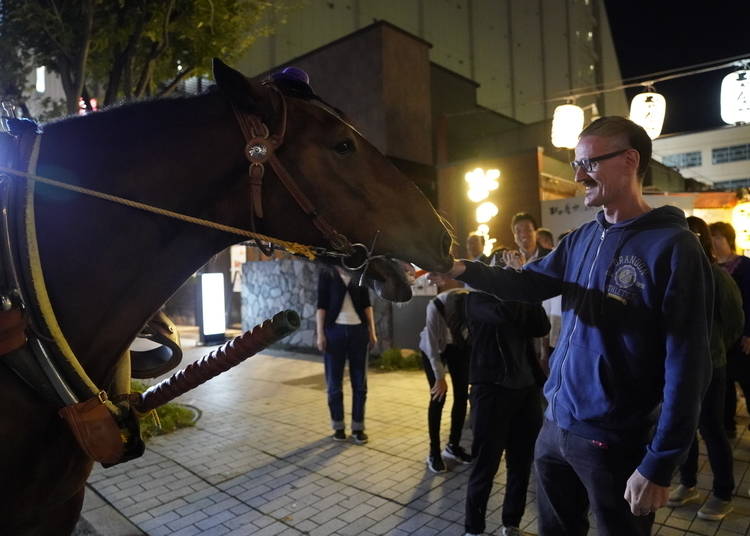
[[537, 227, 555, 250], [509, 212, 551, 264], [436, 117, 713, 535], [466, 232, 490, 264], [463, 289, 549, 536]]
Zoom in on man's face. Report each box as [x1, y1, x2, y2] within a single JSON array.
[[513, 220, 537, 252], [467, 235, 484, 258], [574, 135, 633, 208]]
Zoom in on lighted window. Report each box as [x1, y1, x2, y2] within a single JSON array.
[[35, 66, 46, 93]]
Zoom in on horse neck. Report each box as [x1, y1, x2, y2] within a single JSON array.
[[32, 92, 243, 383]]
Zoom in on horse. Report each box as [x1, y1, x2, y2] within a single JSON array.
[[0, 59, 453, 535]]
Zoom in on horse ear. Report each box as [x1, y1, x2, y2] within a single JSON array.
[[212, 58, 263, 112]]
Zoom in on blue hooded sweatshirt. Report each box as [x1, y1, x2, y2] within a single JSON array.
[[457, 205, 713, 486]]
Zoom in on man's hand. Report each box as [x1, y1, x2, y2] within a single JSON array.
[[428, 261, 466, 284], [624, 469, 668, 516], [431, 378, 448, 401], [741, 335, 750, 355], [369, 331, 378, 347], [502, 249, 525, 269]]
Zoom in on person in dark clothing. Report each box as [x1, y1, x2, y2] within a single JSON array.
[[463, 291, 550, 536], [316, 266, 377, 444], [668, 217, 744, 521], [710, 221, 750, 437], [435, 117, 713, 535]]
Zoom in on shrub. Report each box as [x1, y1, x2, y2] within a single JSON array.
[[131, 380, 198, 440], [372, 347, 422, 371]]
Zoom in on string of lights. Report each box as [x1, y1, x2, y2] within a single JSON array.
[[549, 54, 750, 149]]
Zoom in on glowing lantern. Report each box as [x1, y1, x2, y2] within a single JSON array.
[[551, 104, 584, 149], [475, 202, 498, 224], [721, 70, 750, 125], [465, 167, 500, 202], [630, 92, 666, 139], [732, 202, 750, 251]]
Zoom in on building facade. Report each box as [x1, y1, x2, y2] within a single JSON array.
[[653, 123, 750, 191]]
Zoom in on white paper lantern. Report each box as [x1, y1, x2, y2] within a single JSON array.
[[630, 92, 666, 139], [551, 104, 584, 149], [721, 70, 750, 125]]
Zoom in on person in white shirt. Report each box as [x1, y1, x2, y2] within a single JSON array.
[[316, 266, 377, 444]]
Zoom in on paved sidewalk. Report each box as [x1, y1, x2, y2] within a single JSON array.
[[78, 335, 750, 536]]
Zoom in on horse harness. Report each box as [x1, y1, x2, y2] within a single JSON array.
[[0, 80, 382, 466]]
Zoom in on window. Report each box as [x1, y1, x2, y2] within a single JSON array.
[[713, 178, 750, 191], [713, 144, 750, 164], [661, 151, 702, 168]]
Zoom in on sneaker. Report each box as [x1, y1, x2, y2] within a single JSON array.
[[697, 494, 733, 521], [502, 527, 523, 536], [426, 453, 447, 473], [352, 431, 368, 445], [667, 484, 699, 507], [443, 444, 473, 464], [463, 533, 481, 536], [332, 429, 346, 441]]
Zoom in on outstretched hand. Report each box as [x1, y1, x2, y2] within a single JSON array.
[[624, 469, 668, 516], [427, 261, 466, 284]]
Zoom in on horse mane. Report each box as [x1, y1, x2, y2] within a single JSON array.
[[41, 90, 223, 138]]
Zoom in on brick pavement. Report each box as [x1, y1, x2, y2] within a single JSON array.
[[80, 336, 750, 536]]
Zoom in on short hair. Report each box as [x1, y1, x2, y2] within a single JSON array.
[[467, 232, 485, 244], [709, 221, 737, 252], [687, 216, 714, 262], [537, 227, 554, 244], [579, 116, 652, 181], [511, 212, 538, 231]]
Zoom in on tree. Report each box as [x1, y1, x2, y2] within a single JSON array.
[[0, 0, 293, 117]]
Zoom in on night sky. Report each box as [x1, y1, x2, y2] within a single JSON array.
[[603, 1, 750, 135]]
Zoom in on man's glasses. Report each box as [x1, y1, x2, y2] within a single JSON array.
[[570, 148, 631, 173]]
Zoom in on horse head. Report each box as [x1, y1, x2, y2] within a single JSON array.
[[212, 59, 453, 301]]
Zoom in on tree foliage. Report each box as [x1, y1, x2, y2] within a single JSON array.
[[0, 0, 293, 117]]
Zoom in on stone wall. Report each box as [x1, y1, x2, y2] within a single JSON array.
[[241, 259, 393, 353]]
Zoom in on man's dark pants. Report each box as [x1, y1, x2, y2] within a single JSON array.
[[465, 384, 542, 533], [535, 419, 653, 536]]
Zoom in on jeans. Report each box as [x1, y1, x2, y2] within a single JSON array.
[[421, 345, 470, 454], [680, 365, 733, 500], [465, 384, 542, 533], [535, 419, 653, 536], [324, 323, 369, 431]]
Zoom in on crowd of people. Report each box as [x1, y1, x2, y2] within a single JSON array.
[[314, 116, 750, 536]]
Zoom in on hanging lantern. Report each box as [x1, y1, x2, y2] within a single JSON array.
[[721, 70, 750, 125], [630, 92, 666, 139], [551, 104, 584, 149]]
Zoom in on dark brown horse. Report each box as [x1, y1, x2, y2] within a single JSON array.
[[0, 60, 452, 535]]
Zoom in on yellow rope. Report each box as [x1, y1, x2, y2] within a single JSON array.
[[0, 166, 319, 260]]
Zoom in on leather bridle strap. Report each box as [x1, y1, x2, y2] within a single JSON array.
[[230, 85, 353, 255]]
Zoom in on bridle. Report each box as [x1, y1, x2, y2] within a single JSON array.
[[229, 81, 382, 274]]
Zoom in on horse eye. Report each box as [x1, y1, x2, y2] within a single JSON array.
[[333, 139, 355, 156]]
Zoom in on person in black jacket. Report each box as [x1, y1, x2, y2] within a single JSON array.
[[316, 266, 377, 444], [463, 290, 550, 536]]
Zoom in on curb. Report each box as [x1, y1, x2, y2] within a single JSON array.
[[73, 485, 145, 536]]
